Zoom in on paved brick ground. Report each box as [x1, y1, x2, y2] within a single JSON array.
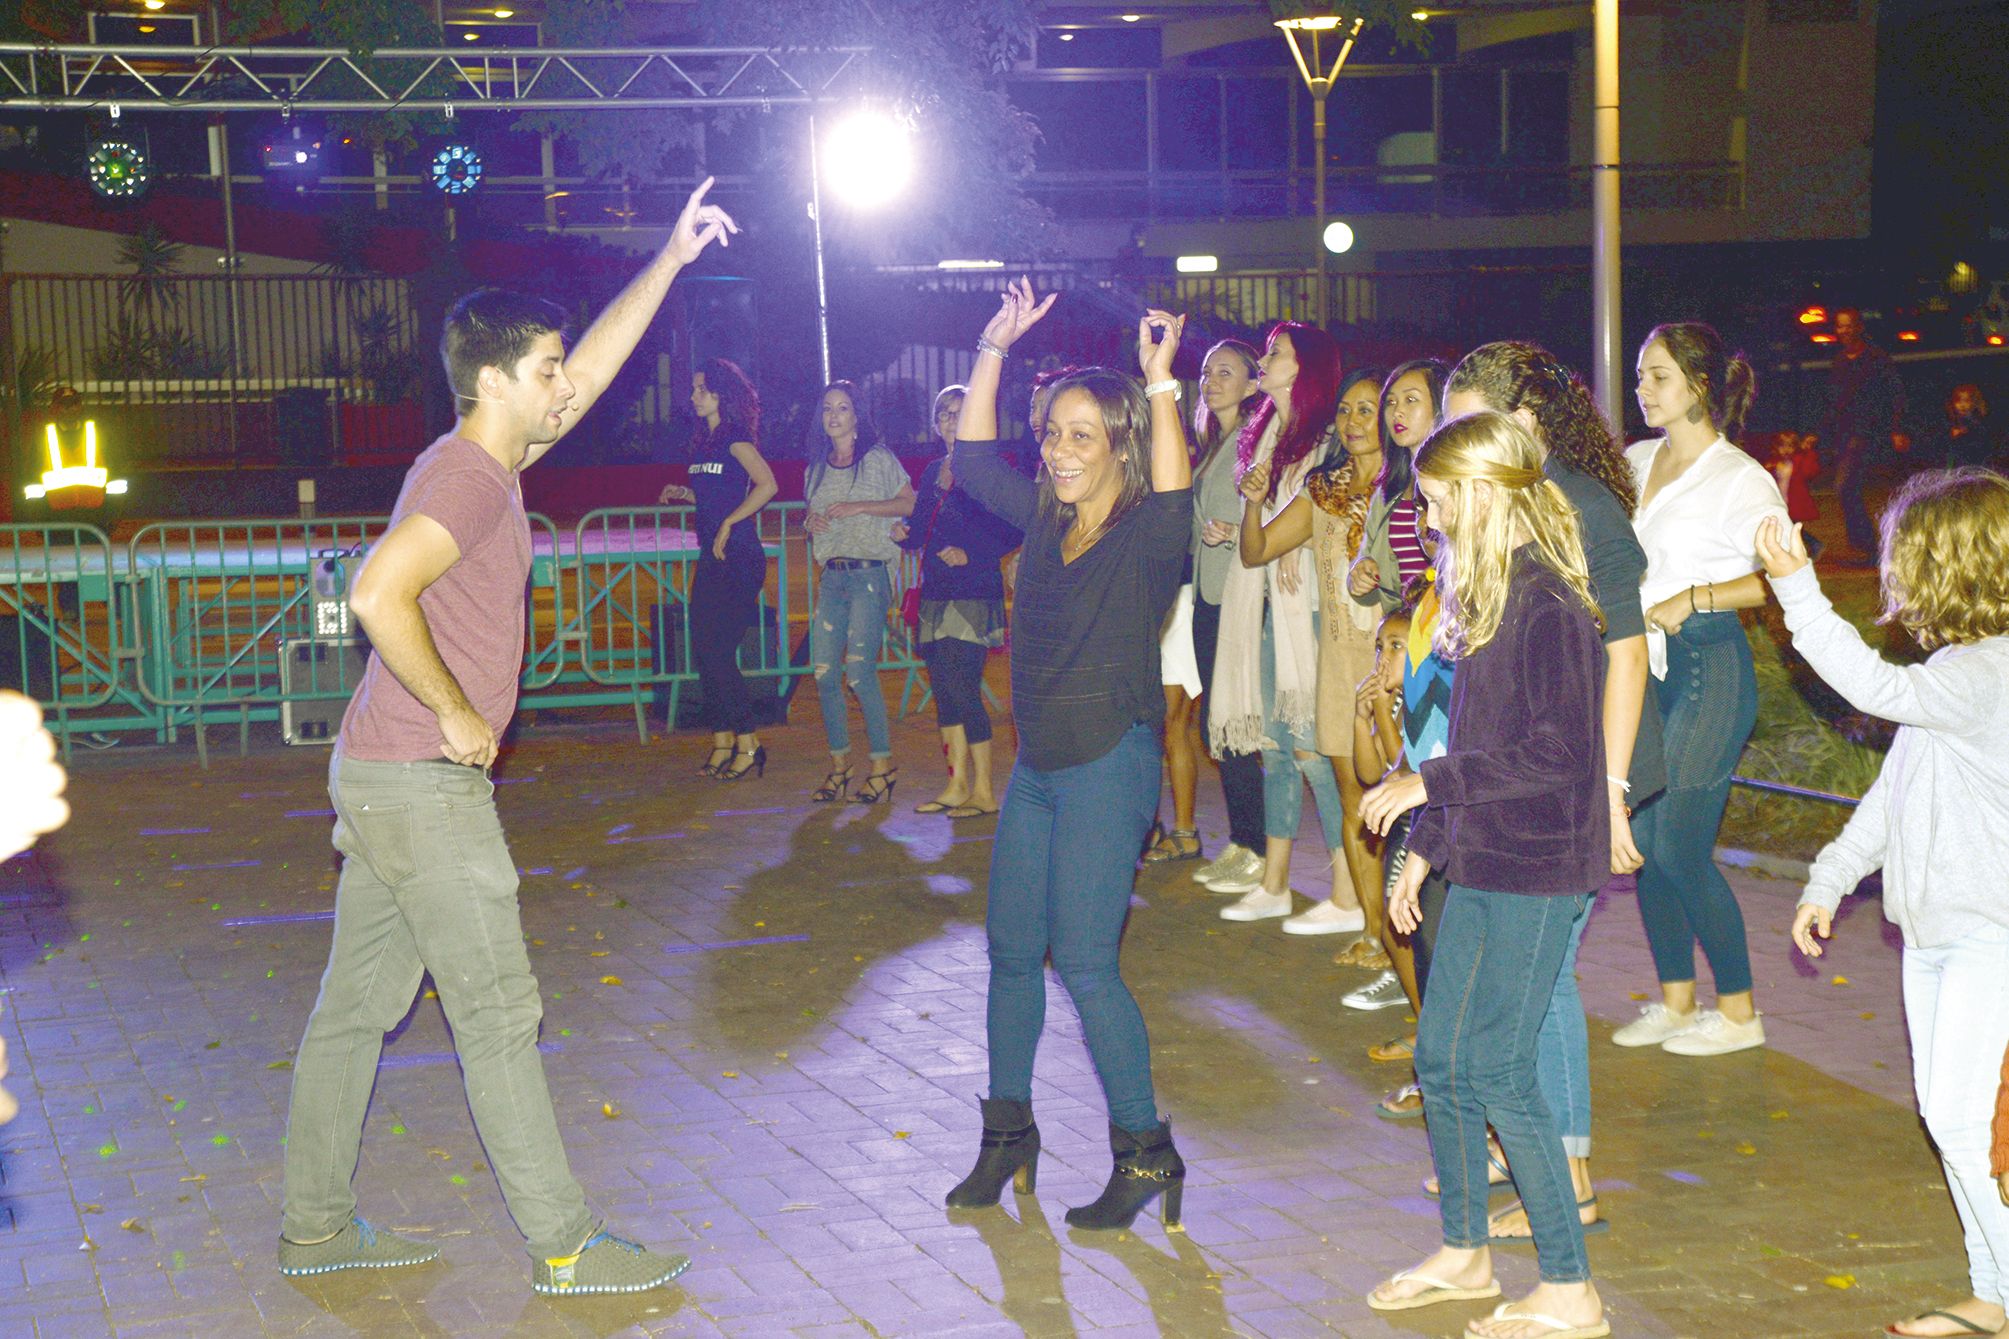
[[0, 668, 1965, 1338]]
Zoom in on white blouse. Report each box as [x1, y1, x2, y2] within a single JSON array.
[[1627, 434, 1789, 679]]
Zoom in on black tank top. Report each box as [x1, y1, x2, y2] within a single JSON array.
[[689, 433, 762, 566]]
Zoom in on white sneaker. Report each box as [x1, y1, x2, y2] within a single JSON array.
[[1610, 1003, 1701, 1048], [1343, 970, 1408, 1011], [1201, 849, 1266, 895], [1661, 1009, 1765, 1056], [1219, 888, 1293, 921], [1281, 899, 1367, 936], [1193, 842, 1253, 885]]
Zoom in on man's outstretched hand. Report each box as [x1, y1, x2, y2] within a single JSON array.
[[669, 177, 740, 265]]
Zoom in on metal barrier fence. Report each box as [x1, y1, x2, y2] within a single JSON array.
[[561, 501, 926, 740], [124, 516, 391, 763], [0, 505, 932, 762], [0, 521, 126, 734]]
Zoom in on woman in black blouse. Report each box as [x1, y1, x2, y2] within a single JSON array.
[[944, 279, 1193, 1232], [894, 384, 1023, 817]]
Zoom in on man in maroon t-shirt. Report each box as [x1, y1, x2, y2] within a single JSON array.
[[277, 179, 735, 1296]]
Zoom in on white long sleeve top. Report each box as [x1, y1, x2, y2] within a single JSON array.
[[1777, 564, 2009, 950]]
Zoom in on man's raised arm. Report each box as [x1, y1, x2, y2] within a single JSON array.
[[524, 177, 738, 469]]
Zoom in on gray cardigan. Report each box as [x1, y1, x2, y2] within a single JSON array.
[[1781, 565, 2009, 949], [1351, 487, 1408, 613]]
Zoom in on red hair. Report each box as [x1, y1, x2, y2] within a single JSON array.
[[1238, 322, 1342, 500]]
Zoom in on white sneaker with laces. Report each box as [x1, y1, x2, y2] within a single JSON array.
[[1281, 899, 1367, 936], [1343, 970, 1408, 1011], [1193, 842, 1253, 885], [1661, 1009, 1765, 1056], [1219, 888, 1293, 921], [1201, 849, 1266, 894], [1610, 1003, 1700, 1048]]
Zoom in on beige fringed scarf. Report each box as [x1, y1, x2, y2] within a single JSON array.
[[1207, 418, 1325, 757]]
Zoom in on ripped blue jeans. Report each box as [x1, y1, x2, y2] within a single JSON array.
[[811, 562, 894, 759]]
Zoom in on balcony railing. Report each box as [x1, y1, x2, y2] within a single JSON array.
[[1023, 160, 1747, 222]]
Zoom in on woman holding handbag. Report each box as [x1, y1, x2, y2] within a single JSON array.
[[895, 384, 1023, 817]]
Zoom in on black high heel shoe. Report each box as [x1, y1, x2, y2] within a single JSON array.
[[1065, 1121, 1185, 1232], [945, 1098, 1040, 1209], [811, 767, 852, 802], [853, 767, 899, 805], [698, 745, 735, 778], [720, 745, 766, 781]]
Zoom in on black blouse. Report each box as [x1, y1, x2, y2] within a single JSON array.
[[956, 438, 1189, 771]]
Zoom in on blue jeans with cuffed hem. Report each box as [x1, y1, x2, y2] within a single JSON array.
[[812, 563, 894, 759], [1418, 884, 1595, 1284], [1633, 611, 1758, 995], [1534, 891, 1596, 1158], [985, 723, 1163, 1133], [281, 753, 600, 1262]]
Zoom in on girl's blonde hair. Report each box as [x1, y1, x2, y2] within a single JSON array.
[[1414, 411, 1601, 658], [1877, 467, 2009, 651]]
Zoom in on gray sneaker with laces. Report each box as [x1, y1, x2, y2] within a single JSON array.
[[533, 1230, 692, 1296], [277, 1217, 440, 1276], [1342, 970, 1408, 1012]]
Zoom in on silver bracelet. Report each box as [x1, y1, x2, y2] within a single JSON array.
[[1143, 378, 1181, 400], [976, 337, 1008, 361], [1606, 774, 1631, 792]]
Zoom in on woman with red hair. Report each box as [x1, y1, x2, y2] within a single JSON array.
[[1209, 323, 1363, 932]]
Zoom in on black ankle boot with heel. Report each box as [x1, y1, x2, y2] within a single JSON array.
[[1064, 1121, 1184, 1231], [944, 1098, 1040, 1209]]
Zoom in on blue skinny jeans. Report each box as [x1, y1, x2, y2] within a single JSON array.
[[1632, 612, 1758, 995], [1418, 885, 1596, 1284], [985, 722, 1163, 1133]]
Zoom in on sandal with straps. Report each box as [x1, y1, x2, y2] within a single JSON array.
[[811, 767, 852, 803], [698, 745, 735, 778], [1142, 827, 1203, 864], [854, 767, 900, 805]]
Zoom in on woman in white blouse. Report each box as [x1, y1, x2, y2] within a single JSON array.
[[1611, 322, 1789, 1059]]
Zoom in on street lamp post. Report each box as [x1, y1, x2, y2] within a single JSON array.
[[808, 112, 834, 387], [1276, 15, 1364, 328], [807, 108, 912, 388], [1591, 0, 1622, 432]]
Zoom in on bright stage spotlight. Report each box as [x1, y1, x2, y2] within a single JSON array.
[[430, 143, 484, 195], [820, 111, 912, 210], [87, 139, 151, 199]]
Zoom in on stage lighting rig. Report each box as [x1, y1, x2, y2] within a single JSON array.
[[86, 137, 151, 199], [430, 143, 484, 195]]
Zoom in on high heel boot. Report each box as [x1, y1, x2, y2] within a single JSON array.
[[944, 1098, 1040, 1208], [1064, 1121, 1185, 1232]]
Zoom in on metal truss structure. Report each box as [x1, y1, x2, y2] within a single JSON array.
[[0, 43, 870, 113]]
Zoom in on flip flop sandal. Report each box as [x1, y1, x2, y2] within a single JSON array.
[[946, 804, 1000, 820], [1885, 1312, 2000, 1338], [1486, 1195, 1610, 1245], [1465, 1302, 1610, 1339], [1366, 1269, 1501, 1313], [912, 800, 955, 814], [1368, 1035, 1415, 1063], [1375, 1082, 1425, 1120]]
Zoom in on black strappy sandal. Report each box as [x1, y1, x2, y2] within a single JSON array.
[[854, 767, 900, 805]]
